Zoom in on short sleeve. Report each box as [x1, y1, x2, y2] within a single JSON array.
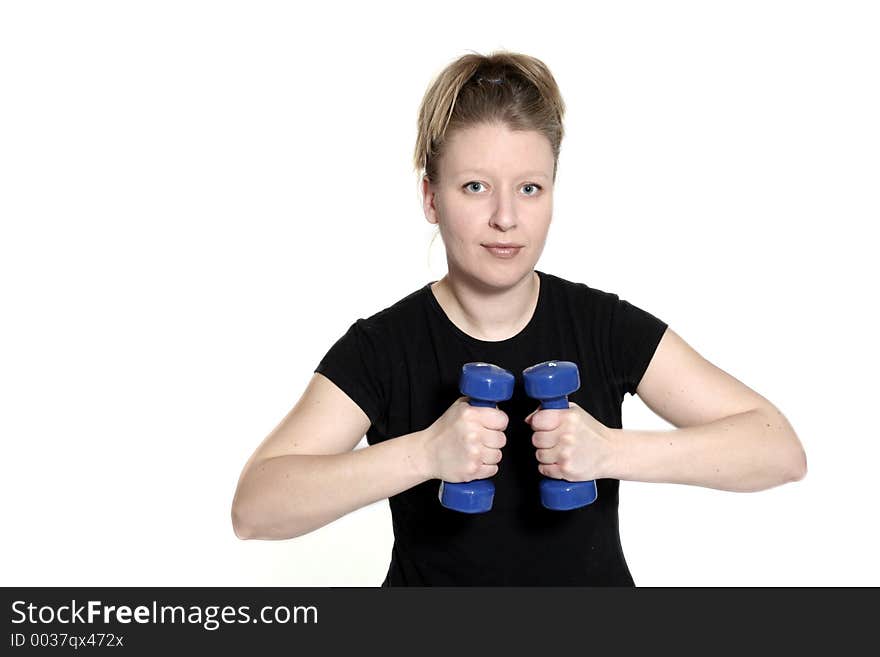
[[314, 319, 388, 427], [609, 295, 669, 398]]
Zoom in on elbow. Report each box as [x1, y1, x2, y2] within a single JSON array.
[[231, 502, 254, 540], [780, 414, 807, 483], [785, 443, 808, 483], [231, 471, 268, 540], [231, 488, 263, 540], [231, 494, 308, 541], [791, 449, 808, 482]]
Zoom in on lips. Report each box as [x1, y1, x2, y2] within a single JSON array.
[[482, 244, 523, 259]]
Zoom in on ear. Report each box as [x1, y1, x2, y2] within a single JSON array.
[[422, 175, 439, 225]]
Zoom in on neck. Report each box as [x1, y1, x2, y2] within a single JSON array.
[[432, 269, 540, 341]]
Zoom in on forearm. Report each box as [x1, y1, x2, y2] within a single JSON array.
[[607, 407, 807, 492], [232, 429, 432, 540]]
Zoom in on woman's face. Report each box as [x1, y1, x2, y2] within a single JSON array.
[[423, 122, 555, 290]]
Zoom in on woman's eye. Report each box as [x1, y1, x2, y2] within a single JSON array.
[[463, 181, 543, 195]]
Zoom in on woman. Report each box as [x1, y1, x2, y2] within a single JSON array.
[[231, 50, 807, 586]]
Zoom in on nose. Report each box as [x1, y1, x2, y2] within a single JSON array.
[[488, 190, 517, 231]]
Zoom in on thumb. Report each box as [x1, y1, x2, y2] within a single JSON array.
[[524, 406, 540, 424]]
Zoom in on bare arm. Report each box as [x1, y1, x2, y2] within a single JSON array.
[[231, 373, 433, 540], [610, 327, 807, 491], [607, 407, 804, 491]]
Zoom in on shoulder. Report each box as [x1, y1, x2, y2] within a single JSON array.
[[320, 283, 431, 374], [537, 269, 621, 310], [352, 282, 433, 337], [537, 271, 660, 342]]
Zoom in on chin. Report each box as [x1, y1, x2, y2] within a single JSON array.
[[473, 263, 533, 290], [447, 251, 535, 288]]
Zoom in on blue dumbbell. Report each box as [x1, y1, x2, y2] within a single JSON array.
[[438, 362, 515, 514], [522, 360, 598, 510]]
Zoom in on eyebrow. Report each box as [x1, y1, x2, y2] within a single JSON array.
[[456, 169, 550, 179]]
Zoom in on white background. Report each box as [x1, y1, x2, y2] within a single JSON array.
[[1, 1, 877, 586]]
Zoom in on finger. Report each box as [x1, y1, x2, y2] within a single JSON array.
[[477, 463, 499, 479], [483, 430, 507, 449], [534, 447, 558, 464], [529, 408, 563, 432], [478, 408, 509, 431], [524, 405, 541, 424], [531, 430, 557, 449], [538, 463, 564, 479], [481, 447, 503, 465]]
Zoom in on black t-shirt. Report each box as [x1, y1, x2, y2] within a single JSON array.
[[314, 269, 668, 586]]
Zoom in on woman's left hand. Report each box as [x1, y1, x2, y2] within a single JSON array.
[[525, 402, 618, 481]]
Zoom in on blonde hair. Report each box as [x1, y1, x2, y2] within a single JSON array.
[[414, 49, 566, 185]]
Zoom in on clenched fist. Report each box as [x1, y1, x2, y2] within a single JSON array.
[[423, 397, 509, 482], [524, 402, 617, 481]]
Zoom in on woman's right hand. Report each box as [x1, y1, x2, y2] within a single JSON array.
[[422, 396, 508, 482]]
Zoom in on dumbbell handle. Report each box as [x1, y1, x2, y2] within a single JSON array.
[[438, 362, 514, 514], [536, 395, 598, 510], [437, 396, 498, 514], [468, 399, 498, 408], [523, 360, 598, 511]]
